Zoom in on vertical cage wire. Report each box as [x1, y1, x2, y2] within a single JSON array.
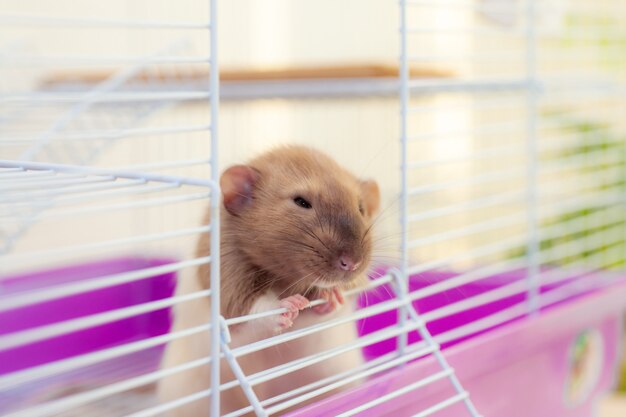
[[398, 0, 410, 359], [398, 1, 482, 417], [209, 0, 221, 416]]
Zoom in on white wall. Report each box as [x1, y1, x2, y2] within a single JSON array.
[[2, 0, 624, 277]]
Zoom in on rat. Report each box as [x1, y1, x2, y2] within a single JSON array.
[[158, 145, 380, 416]]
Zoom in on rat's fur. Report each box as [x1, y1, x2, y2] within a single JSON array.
[[159, 146, 380, 416]]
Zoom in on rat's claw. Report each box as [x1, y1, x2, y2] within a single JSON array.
[[312, 288, 344, 315], [275, 294, 310, 331], [276, 316, 294, 330], [312, 302, 333, 315], [333, 287, 345, 305]]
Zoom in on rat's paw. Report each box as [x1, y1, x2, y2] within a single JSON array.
[[312, 287, 345, 315], [274, 294, 309, 331]]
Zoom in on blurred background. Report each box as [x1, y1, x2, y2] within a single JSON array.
[[0, 0, 625, 416]]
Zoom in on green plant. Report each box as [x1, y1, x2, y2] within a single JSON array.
[[509, 118, 626, 271]]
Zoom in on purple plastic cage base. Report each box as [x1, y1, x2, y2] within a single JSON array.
[[287, 275, 626, 417], [0, 257, 176, 375], [1, 257, 624, 417]]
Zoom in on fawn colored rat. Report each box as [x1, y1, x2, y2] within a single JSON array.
[[159, 145, 380, 416]]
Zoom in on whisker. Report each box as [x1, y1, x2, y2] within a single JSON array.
[[303, 276, 322, 300], [293, 224, 333, 253], [276, 265, 325, 298], [312, 207, 327, 235]]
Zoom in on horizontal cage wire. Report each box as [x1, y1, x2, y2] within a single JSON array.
[[1, 1, 626, 417]]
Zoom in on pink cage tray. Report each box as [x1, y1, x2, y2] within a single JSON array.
[[0, 257, 624, 416]]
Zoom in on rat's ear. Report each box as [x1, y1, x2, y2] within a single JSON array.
[[360, 180, 380, 217], [220, 165, 260, 216]]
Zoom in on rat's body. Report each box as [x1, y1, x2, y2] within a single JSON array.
[[159, 146, 380, 416]]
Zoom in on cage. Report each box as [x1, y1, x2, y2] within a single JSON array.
[[1, 1, 625, 417]]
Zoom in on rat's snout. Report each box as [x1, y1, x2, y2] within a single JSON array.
[[336, 254, 361, 272]]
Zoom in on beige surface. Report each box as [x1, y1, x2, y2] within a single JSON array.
[[599, 395, 626, 417]]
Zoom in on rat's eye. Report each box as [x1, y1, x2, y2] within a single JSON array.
[[293, 196, 312, 209], [358, 201, 365, 216]]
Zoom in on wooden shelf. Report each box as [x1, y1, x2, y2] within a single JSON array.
[[40, 63, 454, 100]]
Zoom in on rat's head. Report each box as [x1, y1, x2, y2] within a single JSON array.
[[221, 146, 380, 292]]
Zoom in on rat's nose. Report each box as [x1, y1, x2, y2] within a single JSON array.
[[337, 255, 360, 272]]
